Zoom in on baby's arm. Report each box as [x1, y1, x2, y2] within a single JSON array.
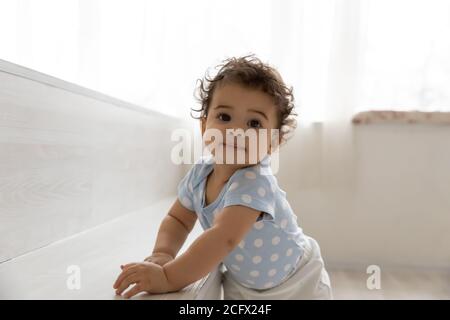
[[163, 205, 261, 291], [146, 199, 198, 265]]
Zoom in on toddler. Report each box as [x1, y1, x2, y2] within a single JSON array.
[[113, 55, 332, 299]]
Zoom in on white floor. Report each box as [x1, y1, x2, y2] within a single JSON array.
[[328, 268, 450, 300], [1, 195, 448, 300]]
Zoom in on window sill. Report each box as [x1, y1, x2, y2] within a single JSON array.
[[352, 110, 450, 125]]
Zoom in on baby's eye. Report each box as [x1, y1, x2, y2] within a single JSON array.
[[247, 119, 262, 128], [217, 113, 231, 122]]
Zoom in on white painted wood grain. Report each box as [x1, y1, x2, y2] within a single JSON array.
[[0, 197, 222, 299], [0, 60, 190, 262]]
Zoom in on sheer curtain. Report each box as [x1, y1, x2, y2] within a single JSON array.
[[0, 0, 274, 118], [0, 0, 364, 188], [1, 0, 449, 118], [0, 0, 347, 122], [2, 0, 448, 186], [359, 0, 450, 112], [279, 0, 364, 193]]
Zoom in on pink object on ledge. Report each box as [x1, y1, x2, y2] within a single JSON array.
[[352, 110, 450, 125]]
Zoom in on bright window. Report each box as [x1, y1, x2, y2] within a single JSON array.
[[359, 0, 450, 112]]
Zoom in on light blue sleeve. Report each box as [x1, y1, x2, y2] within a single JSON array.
[[222, 169, 276, 220], [177, 166, 196, 212]]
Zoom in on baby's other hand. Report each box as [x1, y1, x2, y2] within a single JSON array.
[[144, 252, 173, 266], [113, 261, 172, 298]]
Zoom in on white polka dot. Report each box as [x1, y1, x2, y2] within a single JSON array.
[[235, 254, 244, 262], [250, 270, 260, 277], [280, 219, 288, 229], [268, 269, 277, 277], [257, 187, 266, 197], [246, 279, 255, 284], [286, 248, 293, 256], [272, 236, 281, 245], [231, 264, 240, 271], [229, 182, 239, 191], [284, 264, 292, 272], [267, 204, 274, 212], [254, 239, 263, 248], [245, 171, 257, 179], [252, 256, 262, 264], [238, 240, 245, 249], [241, 194, 252, 204], [270, 253, 279, 262], [181, 196, 192, 208], [188, 183, 193, 193], [263, 282, 274, 289], [254, 221, 264, 230]]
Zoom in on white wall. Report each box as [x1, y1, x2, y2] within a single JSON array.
[[0, 60, 188, 263], [277, 123, 450, 269]]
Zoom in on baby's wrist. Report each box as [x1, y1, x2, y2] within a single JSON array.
[[162, 264, 179, 292]]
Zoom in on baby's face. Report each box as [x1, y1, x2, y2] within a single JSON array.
[[201, 83, 279, 166]]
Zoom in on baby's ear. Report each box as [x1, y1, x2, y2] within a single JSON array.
[[268, 129, 282, 154]]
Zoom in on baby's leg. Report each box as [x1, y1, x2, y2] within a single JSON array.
[[222, 270, 247, 300], [314, 268, 333, 300], [285, 236, 332, 300], [221, 236, 332, 300]]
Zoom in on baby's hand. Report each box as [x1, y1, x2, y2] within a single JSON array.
[[144, 252, 173, 266], [113, 262, 172, 298]]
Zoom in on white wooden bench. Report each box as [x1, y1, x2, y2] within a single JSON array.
[[0, 60, 222, 299], [0, 197, 222, 299]]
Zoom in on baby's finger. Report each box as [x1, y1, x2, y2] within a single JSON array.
[[123, 283, 145, 299], [113, 270, 137, 290], [113, 265, 139, 289], [116, 273, 140, 296], [121, 262, 138, 270]]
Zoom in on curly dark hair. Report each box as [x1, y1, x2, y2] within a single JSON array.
[[191, 55, 297, 145]]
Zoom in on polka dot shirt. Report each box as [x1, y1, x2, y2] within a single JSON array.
[[177, 154, 306, 290]]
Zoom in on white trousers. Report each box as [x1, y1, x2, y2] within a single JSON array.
[[222, 236, 332, 300]]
